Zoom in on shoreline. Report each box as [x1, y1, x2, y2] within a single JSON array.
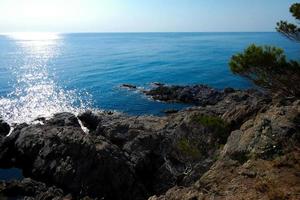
[[0, 83, 299, 200]]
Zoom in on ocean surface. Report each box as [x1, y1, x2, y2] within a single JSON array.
[[0, 32, 299, 124]]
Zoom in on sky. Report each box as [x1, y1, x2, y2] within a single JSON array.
[[0, 0, 298, 33]]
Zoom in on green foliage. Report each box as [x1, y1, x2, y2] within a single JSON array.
[[230, 45, 286, 74], [276, 3, 300, 42], [176, 138, 201, 158], [193, 115, 230, 143], [229, 45, 300, 97], [230, 3, 300, 98], [290, 3, 300, 20]]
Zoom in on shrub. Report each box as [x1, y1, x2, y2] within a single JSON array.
[[193, 115, 230, 144], [229, 44, 300, 97], [176, 138, 201, 159]]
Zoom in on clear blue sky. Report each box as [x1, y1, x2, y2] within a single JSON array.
[[0, 0, 297, 32]]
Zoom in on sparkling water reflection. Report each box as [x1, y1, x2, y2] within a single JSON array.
[[0, 33, 91, 124]]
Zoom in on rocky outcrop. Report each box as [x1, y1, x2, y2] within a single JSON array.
[[0, 113, 146, 200], [149, 101, 300, 200], [0, 119, 10, 136], [0, 109, 235, 199], [0, 84, 298, 200], [144, 84, 224, 106], [0, 178, 66, 200]]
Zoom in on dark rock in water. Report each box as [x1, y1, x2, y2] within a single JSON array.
[[121, 84, 137, 89], [151, 82, 165, 87], [0, 119, 10, 136], [163, 109, 179, 114], [144, 85, 224, 106]]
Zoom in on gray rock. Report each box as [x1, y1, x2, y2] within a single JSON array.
[[2, 114, 146, 200], [145, 85, 224, 106]]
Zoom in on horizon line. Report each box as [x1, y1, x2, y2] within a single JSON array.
[[0, 31, 278, 35]]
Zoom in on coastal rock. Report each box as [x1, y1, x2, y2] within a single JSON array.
[[46, 112, 80, 127], [1, 114, 146, 200], [222, 100, 300, 161], [0, 123, 29, 168], [149, 100, 300, 200], [0, 178, 65, 200], [78, 110, 102, 131], [0, 119, 10, 136], [0, 85, 298, 200], [163, 109, 179, 114], [144, 85, 224, 106]]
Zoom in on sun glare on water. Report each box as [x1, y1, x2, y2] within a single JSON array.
[[0, 32, 91, 125], [7, 32, 60, 41]]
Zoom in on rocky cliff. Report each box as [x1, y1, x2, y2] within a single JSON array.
[[0, 85, 299, 200]]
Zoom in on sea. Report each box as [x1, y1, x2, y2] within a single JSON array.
[[0, 32, 299, 125]]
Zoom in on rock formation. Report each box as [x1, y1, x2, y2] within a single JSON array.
[[0, 84, 299, 200]]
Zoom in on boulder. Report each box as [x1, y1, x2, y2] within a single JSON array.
[[1, 113, 146, 200], [0, 119, 10, 136], [46, 112, 80, 127]]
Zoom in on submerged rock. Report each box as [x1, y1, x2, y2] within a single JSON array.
[[121, 84, 137, 89]]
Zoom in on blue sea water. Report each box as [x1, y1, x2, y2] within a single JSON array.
[[0, 32, 299, 124]]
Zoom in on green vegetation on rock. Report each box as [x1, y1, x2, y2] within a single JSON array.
[[193, 115, 230, 143], [176, 138, 201, 159]]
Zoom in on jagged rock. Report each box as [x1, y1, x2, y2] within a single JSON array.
[[78, 110, 102, 131], [0, 84, 298, 200], [149, 100, 300, 200], [47, 112, 80, 127], [144, 85, 224, 106], [0, 115, 146, 200], [0, 178, 65, 200], [0, 119, 10, 136], [222, 101, 300, 161]]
